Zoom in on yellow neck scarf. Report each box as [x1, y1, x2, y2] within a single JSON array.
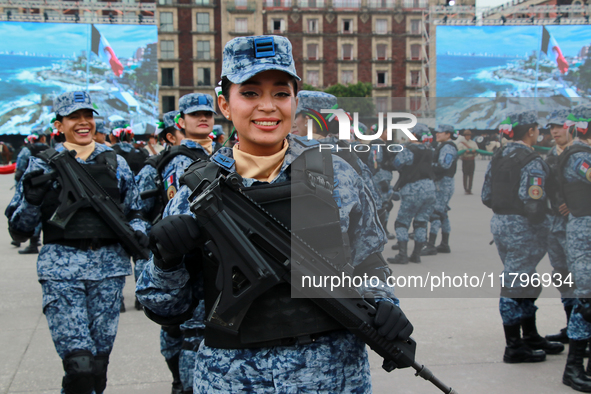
[[232, 140, 288, 183], [186, 138, 212, 155], [63, 141, 96, 161]]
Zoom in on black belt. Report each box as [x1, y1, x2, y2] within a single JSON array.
[[204, 328, 345, 350], [49, 238, 119, 251]]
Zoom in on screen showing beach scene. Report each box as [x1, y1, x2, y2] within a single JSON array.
[[436, 25, 591, 99], [0, 22, 157, 135]]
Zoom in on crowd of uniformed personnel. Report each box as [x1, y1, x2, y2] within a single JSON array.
[[4, 34, 591, 394]]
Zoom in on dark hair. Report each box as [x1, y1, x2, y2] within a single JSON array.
[[162, 126, 178, 144], [56, 115, 63, 122], [512, 123, 537, 141], [220, 75, 299, 102]]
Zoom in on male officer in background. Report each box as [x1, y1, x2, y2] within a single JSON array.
[[7, 91, 149, 394]]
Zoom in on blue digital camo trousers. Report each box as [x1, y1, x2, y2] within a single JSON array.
[[160, 328, 183, 360], [41, 277, 125, 359], [567, 216, 591, 340], [181, 348, 197, 392], [394, 180, 436, 243], [546, 214, 575, 301], [491, 214, 548, 325], [192, 332, 371, 394], [430, 177, 454, 235]]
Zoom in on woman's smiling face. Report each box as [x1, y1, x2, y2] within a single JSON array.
[[218, 70, 296, 156]]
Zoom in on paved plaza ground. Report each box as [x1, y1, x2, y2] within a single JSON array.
[[0, 159, 580, 393]]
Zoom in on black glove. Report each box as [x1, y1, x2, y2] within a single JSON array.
[[134, 230, 150, 249], [150, 214, 201, 267], [22, 169, 52, 206], [374, 301, 413, 341]]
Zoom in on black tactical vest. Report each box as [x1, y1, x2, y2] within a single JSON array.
[[558, 144, 591, 217], [112, 143, 149, 175], [394, 143, 434, 191], [490, 146, 539, 215], [143, 144, 210, 222], [38, 150, 121, 244], [433, 140, 458, 181], [181, 146, 349, 349], [544, 151, 564, 215]]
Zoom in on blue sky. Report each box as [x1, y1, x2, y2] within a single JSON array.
[[0, 22, 156, 58], [437, 25, 591, 58]]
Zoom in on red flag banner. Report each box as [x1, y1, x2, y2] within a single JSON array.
[[541, 26, 568, 74], [91, 24, 124, 77]]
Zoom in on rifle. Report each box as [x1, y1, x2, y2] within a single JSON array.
[[31, 149, 150, 260], [187, 169, 457, 394]]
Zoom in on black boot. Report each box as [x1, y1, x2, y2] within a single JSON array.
[[564, 340, 591, 392], [436, 232, 451, 253], [421, 233, 438, 256], [391, 242, 399, 250], [11, 240, 21, 247], [409, 242, 424, 263], [546, 305, 573, 344], [93, 354, 109, 394], [166, 354, 183, 394], [522, 315, 565, 355], [120, 296, 126, 313], [503, 324, 546, 363], [134, 296, 142, 311], [18, 237, 39, 254], [387, 241, 409, 265]]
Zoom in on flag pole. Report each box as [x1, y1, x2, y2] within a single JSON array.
[[86, 24, 91, 92], [535, 25, 542, 98]]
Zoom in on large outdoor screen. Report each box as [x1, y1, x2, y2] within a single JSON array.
[[436, 25, 591, 99], [0, 22, 157, 135]]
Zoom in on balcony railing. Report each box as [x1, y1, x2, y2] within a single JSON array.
[[226, 0, 256, 12], [368, 0, 394, 9], [403, 0, 427, 9], [263, 0, 292, 9], [299, 0, 325, 8], [333, 0, 360, 9]]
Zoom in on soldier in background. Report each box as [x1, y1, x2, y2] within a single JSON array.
[[457, 130, 478, 195], [109, 121, 149, 175], [482, 110, 563, 364], [6, 91, 149, 394], [93, 119, 110, 146]]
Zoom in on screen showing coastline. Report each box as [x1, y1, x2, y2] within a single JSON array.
[[436, 25, 591, 99], [0, 22, 157, 135]]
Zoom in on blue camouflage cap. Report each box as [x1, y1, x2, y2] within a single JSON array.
[[179, 93, 217, 115], [95, 119, 108, 134], [212, 124, 225, 136], [411, 123, 430, 136], [163, 110, 181, 130], [435, 124, 454, 133], [296, 91, 338, 115], [221, 35, 300, 84], [53, 91, 98, 117], [508, 110, 538, 126], [547, 108, 571, 126], [110, 120, 128, 130], [573, 105, 591, 120]]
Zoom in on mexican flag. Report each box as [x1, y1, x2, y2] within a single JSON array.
[[541, 26, 568, 74], [91, 25, 124, 77]]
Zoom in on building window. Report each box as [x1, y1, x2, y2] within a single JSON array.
[[197, 41, 211, 60], [376, 44, 387, 60], [377, 71, 387, 86], [342, 44, 353, 60], [266, 0, 292, 6], [162, 96, 176, 113], [158, 0, 172, 5], [411, 70, 420, 86], [334, 0, 360, 7], [411, 20, 421, 34], [235, 18, 248, 33], [342, 19, 353, 34], [307, 70, 319, 87], [369, 0, 393, 7], [341, 70, 353, 84], [197, 67, 211, 86], [161, 40, 174, 59], [272, 19, 285, 33], [307, 43, 318, 60], [160, 12, 173, 32], [410, 97, 422, 111], [300, 0, 324, 6], [195, 0, 210, 4], [376, 97, 388, 113], [308, 18, 318, 33], [411, 44, 421, 60], [376, 19, 387, 34], [196, 12, 209, 32], [161, 68, 174, 86]]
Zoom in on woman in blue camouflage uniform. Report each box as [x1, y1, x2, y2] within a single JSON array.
[[137, 35, 413, 393], [481, 110, 563, 365], [7, 91, 149, 394], [422, 124, 458, 256], [557, 105, 591, 392], [387, 124, 436, 265]]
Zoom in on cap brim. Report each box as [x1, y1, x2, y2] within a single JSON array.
[[226, 65, 301, 85], [59, 104, 99, 117], [182, 106, 217, 115]]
